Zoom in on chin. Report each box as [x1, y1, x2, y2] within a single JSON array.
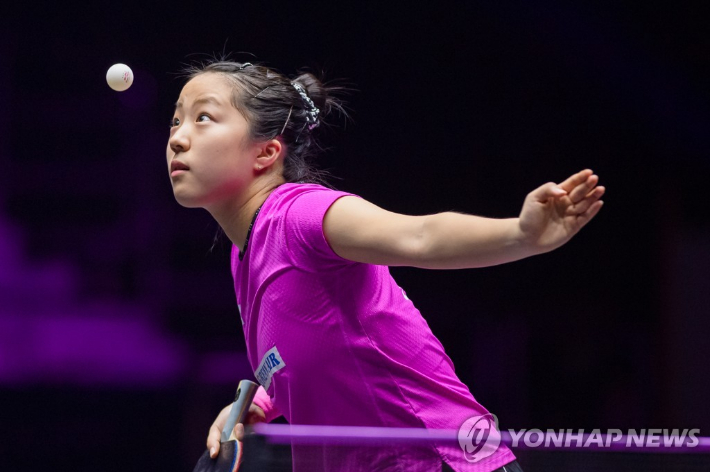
[[172, 190, 205, 209]]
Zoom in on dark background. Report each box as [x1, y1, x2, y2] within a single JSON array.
[[1, 1, 709, 470]]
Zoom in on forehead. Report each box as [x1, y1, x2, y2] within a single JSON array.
[[175, 73, 235, 108]]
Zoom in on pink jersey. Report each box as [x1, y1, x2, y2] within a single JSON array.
[[231, 183, 515, 471]]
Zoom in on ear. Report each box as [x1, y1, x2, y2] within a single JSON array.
[[254, 139, 283, 171]]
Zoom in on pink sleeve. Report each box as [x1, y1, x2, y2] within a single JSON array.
[[252, 385, 282, 423], [283, 188, 357, 272]]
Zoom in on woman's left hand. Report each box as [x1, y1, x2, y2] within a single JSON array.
[[518, 169, 605, 253]]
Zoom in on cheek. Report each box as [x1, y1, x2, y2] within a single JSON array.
[[213, 135, 254, 167]]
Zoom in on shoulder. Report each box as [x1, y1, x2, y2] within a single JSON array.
[[268, 184, 360, 266], [265, 183, 356, 220], [272, 182, 347, 201]]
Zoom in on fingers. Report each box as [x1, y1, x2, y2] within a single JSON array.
[[235, 423, 246, 441], [566, 186, 605, 216], [533, 170, 602, 204], [529, 182, 567, 202], [207, 423, 222, 458], [207, 404, 232, 459], [573, 200, 604, 229], [245, 404, 266, 425], [568, 173, 601, 204], [558, 169, 593, 193], [206, 402, 265, 459]]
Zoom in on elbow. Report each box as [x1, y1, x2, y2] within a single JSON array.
[[403, 214, 438, 268], [407, 213, 465, 269]]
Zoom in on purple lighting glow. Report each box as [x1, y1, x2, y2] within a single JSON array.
[[0, 313, 189, 387], [0, 211, 212, 388]]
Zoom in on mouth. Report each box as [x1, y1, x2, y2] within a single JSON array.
[[170, 160, 190, 176]]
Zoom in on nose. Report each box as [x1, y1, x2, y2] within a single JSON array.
[[168, 126, 190, 154]]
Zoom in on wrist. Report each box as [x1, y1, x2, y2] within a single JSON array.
[[511, 217, 541, 258]]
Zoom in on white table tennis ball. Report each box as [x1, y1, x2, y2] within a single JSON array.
[[106, 63, 134, 92]]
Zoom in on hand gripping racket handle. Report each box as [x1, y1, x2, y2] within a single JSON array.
[[221, 380, 259, 442]]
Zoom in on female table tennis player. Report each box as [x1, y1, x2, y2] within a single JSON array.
[[167, 60, 604, 471]]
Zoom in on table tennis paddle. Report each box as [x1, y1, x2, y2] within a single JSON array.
[[192, 379, 259, 472]]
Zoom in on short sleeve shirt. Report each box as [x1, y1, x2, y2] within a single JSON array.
[[231, 183, 515, 471]]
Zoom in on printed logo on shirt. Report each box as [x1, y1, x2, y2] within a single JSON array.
[[255, 346, 286, 390]]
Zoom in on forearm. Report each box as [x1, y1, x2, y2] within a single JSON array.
[[415, 212, 538, 269]]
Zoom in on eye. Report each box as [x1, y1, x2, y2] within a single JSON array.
[[197, 113, 212, 123], [170, 117, 181, 127]]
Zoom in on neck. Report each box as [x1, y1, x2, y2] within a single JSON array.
[[207, 174, 285, 251]]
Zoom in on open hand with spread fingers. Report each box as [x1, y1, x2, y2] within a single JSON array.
[[518, 169, 605, 253]]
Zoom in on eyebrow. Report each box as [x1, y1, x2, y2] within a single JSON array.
[[174, 95, 223, 110]]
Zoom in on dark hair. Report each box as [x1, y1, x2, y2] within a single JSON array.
[[183, 60, 349, 184]]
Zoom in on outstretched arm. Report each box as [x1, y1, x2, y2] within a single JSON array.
[[323, 169, 604, 269]]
